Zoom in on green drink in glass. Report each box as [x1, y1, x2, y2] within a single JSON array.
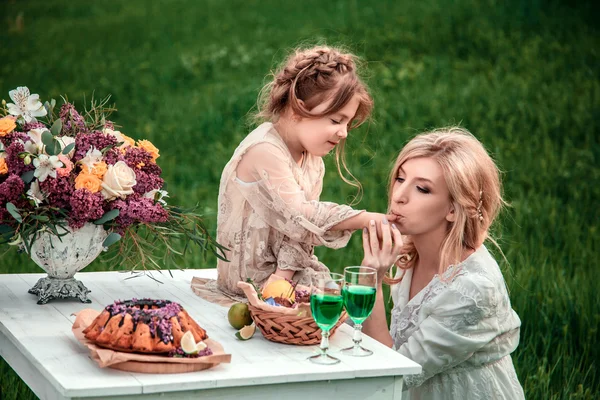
[[342, 266, 377, 357], [308, 273, 344, 365], [342, 285, 376, 324], [311, 293, 344, 331]]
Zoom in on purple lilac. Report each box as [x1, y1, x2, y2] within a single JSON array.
[[4, 140, 33, 176], [141, 162, 162, 178], [39, 175, 74, 209], [123, 147, 152, 169], [0, 174, 25, 205], [68, 189, 104, 229], [110, 196, 168, 228], [22, 121, 46, 131], [133, 169, 164, 194], [73, 130, 117, 163], [59, 103, 87, 136], [103, 148, 120, 165]]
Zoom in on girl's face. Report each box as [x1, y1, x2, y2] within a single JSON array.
[[390, 157, 455, 237], [291, 94, 361, 157]]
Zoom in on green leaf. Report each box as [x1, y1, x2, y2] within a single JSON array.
[[6, 202, 22, 223], [0, 224, 14, 234], [102, 232, 121, 248], [21, 170, 35, 183], [100, 144, 116, 154], [62, 142, 75, 155], [41, 130, 62, 155], [94, 209, 120, 225], [30, 215, 49, 222], [50, 118, 63, 136], [41, 130, 54, 146], [51, 98, 56, 109]]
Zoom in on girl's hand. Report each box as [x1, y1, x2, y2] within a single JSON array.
[[361, 218, 403, 282]]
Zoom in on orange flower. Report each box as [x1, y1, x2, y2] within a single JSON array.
[[82, 161, 108, 178], [121, 134, 136, 148], [137, 139, 159, 162], [0, 117, 17, 137], [0, 158, 8, 175], [74, 172, 102, 193]]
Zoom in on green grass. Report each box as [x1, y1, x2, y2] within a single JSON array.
[[1, 0, 598, 398]]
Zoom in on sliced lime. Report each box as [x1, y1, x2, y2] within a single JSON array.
[[235, 323, 256, 340], [181, 331, 199, 354]]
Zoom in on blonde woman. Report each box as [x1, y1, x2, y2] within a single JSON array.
[[361, 128, 525, 399]]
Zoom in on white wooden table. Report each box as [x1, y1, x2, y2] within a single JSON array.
[[0, 269, 421, 400]]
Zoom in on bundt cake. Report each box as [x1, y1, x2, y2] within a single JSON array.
[[83, 298, 208, 354]]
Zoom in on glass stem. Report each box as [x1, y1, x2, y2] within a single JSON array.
[[353, 323, 363, 349], [320, 329, 330, 356]]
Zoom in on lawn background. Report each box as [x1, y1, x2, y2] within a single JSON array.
[[1, 0, 598, 399]]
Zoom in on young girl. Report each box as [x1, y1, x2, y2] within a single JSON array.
[[208, 45, 393, 299], [361, 127, 525, 399]]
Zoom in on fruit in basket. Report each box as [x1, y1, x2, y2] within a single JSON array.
[[228, 302, 253, 329], [235, 323, 256, 340], [262, 280, 296, 301]]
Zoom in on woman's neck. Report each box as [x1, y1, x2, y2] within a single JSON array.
[[411, 225, 476, 274], [411, 223, 447, 274]]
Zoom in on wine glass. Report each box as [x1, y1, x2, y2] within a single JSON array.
[[308, 273, 345, 365], [341, 266, 377, 356]]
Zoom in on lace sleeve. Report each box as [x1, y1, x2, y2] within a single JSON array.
[[398, 276, 499, 388], [234, 143, 363, 246]]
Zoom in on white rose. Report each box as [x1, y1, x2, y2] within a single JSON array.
[[103, 127, 131, 148], [101, 161, 137, 200]]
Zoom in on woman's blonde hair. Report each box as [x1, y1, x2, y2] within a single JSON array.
[[385, 127, 506, 284], [255, 45, 374, 203]]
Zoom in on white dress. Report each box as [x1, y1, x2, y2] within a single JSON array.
[[390, 246, 525, 400]]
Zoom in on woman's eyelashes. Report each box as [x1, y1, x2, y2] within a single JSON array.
[[331, 118, 341, 124], [396, 177, 430, 194]]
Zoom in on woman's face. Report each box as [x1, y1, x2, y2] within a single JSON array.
[[389, 157, 455, 237]]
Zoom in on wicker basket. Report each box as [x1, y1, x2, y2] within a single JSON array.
[[248, 304, 347, 346]]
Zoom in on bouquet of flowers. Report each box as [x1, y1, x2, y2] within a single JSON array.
[[0, 86, 226, 274]]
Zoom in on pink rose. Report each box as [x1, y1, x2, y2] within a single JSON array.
[[56, 154, 74, 177]]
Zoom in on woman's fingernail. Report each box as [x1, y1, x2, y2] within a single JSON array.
[[370, 220, 375, 226], [382, 217, 389, 225], [392, 224, 398, 230], [363, 228, 368, 234]]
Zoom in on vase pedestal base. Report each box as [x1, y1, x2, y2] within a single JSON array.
[[28, 276, 92, 305]]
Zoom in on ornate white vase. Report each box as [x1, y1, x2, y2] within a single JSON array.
[[27, 222, 108, 304]]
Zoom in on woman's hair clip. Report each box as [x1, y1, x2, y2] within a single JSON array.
[[476, 190, 484, 222]]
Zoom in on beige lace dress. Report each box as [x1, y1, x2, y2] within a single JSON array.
[[193, 122, 363, 302]]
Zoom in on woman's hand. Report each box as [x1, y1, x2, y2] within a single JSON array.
[[361, 217, 403, 282]]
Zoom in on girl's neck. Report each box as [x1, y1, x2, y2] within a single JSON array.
[[273, 120, 305, 165]]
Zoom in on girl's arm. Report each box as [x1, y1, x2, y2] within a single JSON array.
[[330, 211, 397, 232], [360, 219, 403, 347]]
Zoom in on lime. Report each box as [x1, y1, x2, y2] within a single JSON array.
[[196, 340, 207, 352], [228, 302, 253, 329], [181, 331, 199, 355], [235, 323, 256, 340]]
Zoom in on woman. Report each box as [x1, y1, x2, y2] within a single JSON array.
[[361, 127, 525, 399]]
